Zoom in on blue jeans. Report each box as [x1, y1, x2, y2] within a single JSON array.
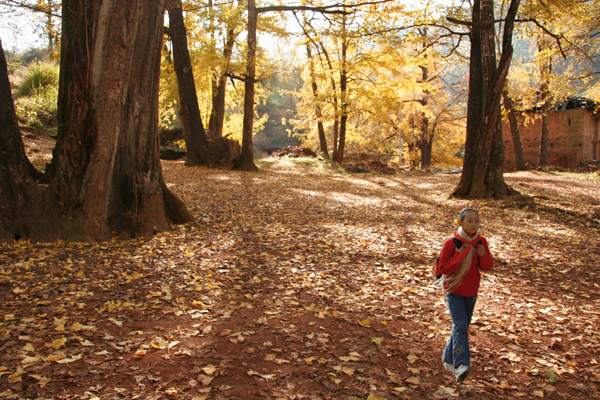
[[442, 293, 477, 368]]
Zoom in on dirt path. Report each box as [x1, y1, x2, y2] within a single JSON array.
[[1, 160, 599, 399]]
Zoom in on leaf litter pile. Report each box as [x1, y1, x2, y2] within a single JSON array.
[[1, 158, 600, 400]]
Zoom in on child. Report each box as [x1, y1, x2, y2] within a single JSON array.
[[437, 208, 493, 382]]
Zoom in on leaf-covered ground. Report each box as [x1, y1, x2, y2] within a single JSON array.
[[1, 158, 600, 400]]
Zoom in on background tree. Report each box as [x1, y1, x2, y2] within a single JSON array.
[[0, 0, 61, 53], [502, 0, 599, 169], [167, 0, 213, 166]]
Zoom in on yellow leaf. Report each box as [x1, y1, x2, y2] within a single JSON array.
[[197, 374, 214, 386], [45, 353, 66, 362], [51, 337, 67, 350], [202, 365, 217, 375], [407, 352, 419, 363], [371, 337, 383, 346], [303, 357, 316, 365], [55, 353, 83, 364], [24, 343, 35, 352], [405, 376, 420, 385], [367, 394, 385, 400], [29, 374, 51, 388], [78, 339, 94, 347], [21, 355, 41, 366], [8, 372, 23, 383], [165, 387, 178, 397], [358, 318, 371, 327], [497, 380, 512, 390], [339, 352, 361, 362], [533, 390, 544, 398], [70, 322, 83, 331]]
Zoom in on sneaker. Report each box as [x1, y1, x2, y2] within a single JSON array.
[[455, 364, 470, 383], [443, 362, 455, 373]]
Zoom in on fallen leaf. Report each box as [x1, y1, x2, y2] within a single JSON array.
[[405, 376, 420, 385], [51, 337, 67, 350], [30, 374, 51, 388], [202, 365, 217, 375]]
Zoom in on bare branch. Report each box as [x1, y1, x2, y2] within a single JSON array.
[[1, 0, 60, 18], [257, 0, 395, 14], [515, 17, 570, 58]]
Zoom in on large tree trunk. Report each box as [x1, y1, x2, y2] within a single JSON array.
[[46, 0, 193, 241], [317, 44, 339, 162], [502, 90, 527, 170], [452, 0, 519, 199], [168, 1, 213, 166], [333, 32, 348, 164], [240, 0, 258, 171], [0, 40, 52, 241], [306, 43, 329, 158]]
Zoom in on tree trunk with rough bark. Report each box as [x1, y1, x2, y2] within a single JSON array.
[[0, 40, 53, 241], [306, 43, 329, 158], [168, 2, 213, 166], [418, 64, 432, 169], [240, 0, 258, 171], [333, 27, 348, 164], [208, 25, 236, 140], [502, 90, 527, 170], [538, 38, 552, 167], [452, 0, 519, 199], [45, 0, 193, 241]]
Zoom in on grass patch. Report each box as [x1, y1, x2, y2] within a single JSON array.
[[13, 61, 59, 131]]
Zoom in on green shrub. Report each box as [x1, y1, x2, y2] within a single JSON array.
[[16, 61, 59, 98], [13, 61, 59, 130], [15, 86, 58, 130]]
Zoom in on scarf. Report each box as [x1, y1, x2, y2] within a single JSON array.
[[443, 227, 481, 294]]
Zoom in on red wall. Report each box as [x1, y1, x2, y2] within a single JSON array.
[[503, 108, 599, 170]]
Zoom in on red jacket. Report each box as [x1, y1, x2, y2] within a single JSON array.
[[438, 232, 493, 297]]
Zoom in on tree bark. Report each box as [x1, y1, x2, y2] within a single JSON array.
[[538, 37, 553, 167], [452, 0, 519, 199], [502, 90, 527, 170], [333, 22, 348, 164], [240, 0, 258, 171], [418, 63, 432, 169], [208, 25, 236, 140], [0, 40, 50, 241], [168, 2, 214, 166], [306, 43, 329, 158], [46, 0, 193, 241]]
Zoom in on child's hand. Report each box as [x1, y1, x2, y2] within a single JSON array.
[[476, 243, 486, 257]]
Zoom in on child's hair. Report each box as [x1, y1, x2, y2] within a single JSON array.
[[458, 208, 479, 221]]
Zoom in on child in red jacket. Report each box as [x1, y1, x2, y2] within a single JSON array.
[[437, 208, 493, 382]]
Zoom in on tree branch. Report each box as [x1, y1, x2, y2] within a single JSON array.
[[515, 17, 569, 58], [257, 0, 395, 14]]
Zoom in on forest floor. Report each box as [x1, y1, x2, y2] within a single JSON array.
[[1, 152, 600, 400]]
